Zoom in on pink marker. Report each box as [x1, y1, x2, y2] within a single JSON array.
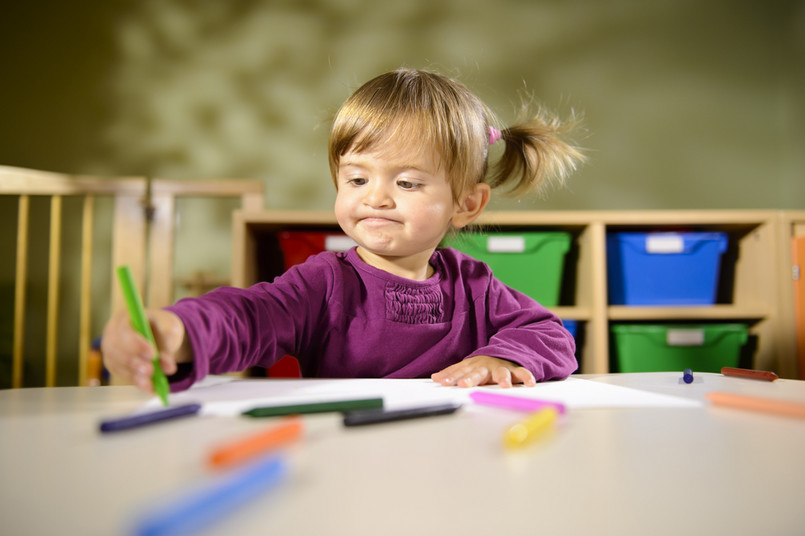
[[469, 391, 567, 414]]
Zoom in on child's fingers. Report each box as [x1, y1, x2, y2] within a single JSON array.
[[431, 363, 461, 386], [431, 357, 537, 388], [121, 349, 156, 393], [149, 310, 185, 375], [510, 367, 537, 387], [132, 367, 156, 393], [491, 367, 513, 388], [455, 366, 490, 388], [432, 364, 489, 387], [101, 310, 156, 391]]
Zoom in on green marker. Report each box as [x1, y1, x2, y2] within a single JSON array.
[[242, 398, 384, 418], [116, 265, 170, 406]]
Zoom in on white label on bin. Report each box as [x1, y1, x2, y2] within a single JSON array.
[[487, 236, 525, 253], [646, 234, 684, 254], [666, 329, 705, 346], [325, 236, 358, 251]]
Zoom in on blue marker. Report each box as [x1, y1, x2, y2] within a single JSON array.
[[683, 368, 694, 384], [133, 456, 287, 536]]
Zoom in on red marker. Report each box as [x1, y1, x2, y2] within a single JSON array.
[[721, 367, 778, 382]]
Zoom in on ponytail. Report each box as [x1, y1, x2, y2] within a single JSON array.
[[488, 106, 586, 197]]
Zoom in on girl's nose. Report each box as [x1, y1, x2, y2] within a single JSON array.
[[363, 182, 394, 208]]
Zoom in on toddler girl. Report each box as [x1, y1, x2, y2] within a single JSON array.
[[102, 68, 585, 392]]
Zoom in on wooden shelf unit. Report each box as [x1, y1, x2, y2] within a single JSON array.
[[232, 209, 805, 378]]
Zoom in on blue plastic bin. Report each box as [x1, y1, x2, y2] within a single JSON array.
[[606, 232, 728, 306], [561, 320, 583, 373], [562, 319, 578, 339]]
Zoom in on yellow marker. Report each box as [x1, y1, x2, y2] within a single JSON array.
[[503, 407, 558, 448]]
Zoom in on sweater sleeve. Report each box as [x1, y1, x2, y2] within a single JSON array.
[[164, 254, 334, 391], [465, 275, 578, 381]]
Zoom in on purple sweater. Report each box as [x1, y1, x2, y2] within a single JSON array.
[[166, 247, 577, 391]]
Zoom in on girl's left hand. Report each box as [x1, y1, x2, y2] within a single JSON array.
[[431, 355, 537, 388]]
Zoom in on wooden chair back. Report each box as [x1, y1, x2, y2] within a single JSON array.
[[0, 165, 263, 387]]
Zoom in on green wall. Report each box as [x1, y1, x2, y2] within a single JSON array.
[[1, 1, 803, 211]]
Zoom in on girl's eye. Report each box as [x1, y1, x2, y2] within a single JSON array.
[[397, 180, 419, 190], [346, 177, 367, 186]]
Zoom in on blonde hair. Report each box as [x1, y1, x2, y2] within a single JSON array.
[[328, 68, 585, 200]]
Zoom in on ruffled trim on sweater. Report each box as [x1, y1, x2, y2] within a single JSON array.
[[384, 283, 443, 324]]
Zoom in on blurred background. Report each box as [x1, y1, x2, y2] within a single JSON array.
[[1, 0, 804, 385], [2, 0, 803, 208]]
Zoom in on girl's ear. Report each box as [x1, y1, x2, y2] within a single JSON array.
[[451, 183, 491, 229]]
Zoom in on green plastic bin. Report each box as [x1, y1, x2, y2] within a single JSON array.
[[443, 232, 571, 306], [611, 323, 748, 373]]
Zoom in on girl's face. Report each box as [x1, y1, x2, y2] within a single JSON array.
[[334, 141, 459, 279]]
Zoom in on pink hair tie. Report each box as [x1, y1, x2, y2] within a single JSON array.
[[488, 126, 502, 145]]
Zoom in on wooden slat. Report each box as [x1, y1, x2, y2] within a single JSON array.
[[13, 195, 30, 388], [608, 304, 773, 320], [151, 178, 264, 197], [109, 194, 147, 386], [148, 193, 175, 308], [78, 195, 94, 385], [587, 221, 609, 374], [45, 195, 63, 386], [241, 191, 263, 212], [110, 194, 147, 314], [0, 165, 144, 196], [231, 210, 249, 288]]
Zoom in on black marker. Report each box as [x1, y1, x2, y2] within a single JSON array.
[[343, 402, 462, 427]]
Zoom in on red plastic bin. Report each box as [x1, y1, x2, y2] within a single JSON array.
[[270, 232, 356, 377], [277, 231, 357, 270]]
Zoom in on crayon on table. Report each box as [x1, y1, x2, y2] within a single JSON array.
[[469, 391, 567, 414], [503, 407, 559, 449], [343, 402, 462, 427], [721, 367, 779, 382], [116, 265, 170, 406], [100, 403, 202, 433], [706, 391, 805, 419], [208, 419, 302, 469], [242, 398, 383, 418], [134, 456, 286, 536]]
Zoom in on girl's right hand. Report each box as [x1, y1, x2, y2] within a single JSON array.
[[101, 309, 190, 393]]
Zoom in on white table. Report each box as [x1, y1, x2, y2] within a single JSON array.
[[2, 373, 805, 536]]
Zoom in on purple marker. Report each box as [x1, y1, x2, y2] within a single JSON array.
[[469, 391, 566, 414], [99, 403, 202, 433]]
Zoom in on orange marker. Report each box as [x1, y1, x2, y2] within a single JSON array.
[[706, 391, 805, 419], [721, 367, 778, 382], [208, 418, 302, 469]]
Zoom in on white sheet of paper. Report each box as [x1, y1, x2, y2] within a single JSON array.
[[146, 376, 700, 416]]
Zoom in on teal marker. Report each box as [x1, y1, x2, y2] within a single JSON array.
[[116, 265, 170, 406]]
